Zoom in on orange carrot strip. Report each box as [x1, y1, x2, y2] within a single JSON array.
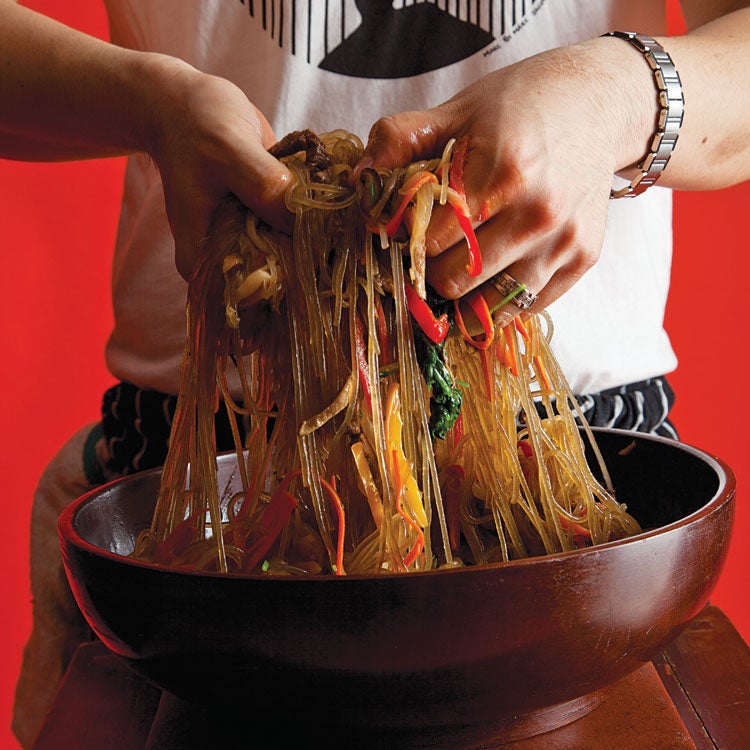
[[320, 476, 347, 576], [514, 316, 530, 342], [477, 198, 492, 222], [454, 290, 494, 350], [502, 323, 519, 376], [557, 511, 592, 549], [534, 354, 552, 392]]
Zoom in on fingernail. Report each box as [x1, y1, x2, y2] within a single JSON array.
[[494, 310, 515, 329]]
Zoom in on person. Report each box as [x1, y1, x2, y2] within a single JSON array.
[[2, 0, 748, 746]]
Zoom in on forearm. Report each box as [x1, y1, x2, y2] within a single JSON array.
[[657, 7, 750, 189], [0, 0, 187, 161], [0, 1, 293, 276]]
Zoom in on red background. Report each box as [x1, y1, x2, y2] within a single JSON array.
[[0, 2, 747, 747]]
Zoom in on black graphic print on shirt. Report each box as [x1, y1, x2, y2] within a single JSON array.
[[319, 2, 493, 78], [237, 0, 545, 79]]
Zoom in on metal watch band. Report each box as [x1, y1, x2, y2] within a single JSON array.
[[603, 31, 685, 199]]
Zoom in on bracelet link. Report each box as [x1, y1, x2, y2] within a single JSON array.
[[603, 31, 685, 199]]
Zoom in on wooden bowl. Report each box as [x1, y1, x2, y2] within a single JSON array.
[[59, 428, 735, 746]]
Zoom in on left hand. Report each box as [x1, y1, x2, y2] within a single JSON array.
[[358, 40, 655, 325]]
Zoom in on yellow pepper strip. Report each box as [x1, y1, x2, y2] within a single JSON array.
[[384, 382, 428, 527], [392, 449, 425, 568], [350, 441, 384, 530]]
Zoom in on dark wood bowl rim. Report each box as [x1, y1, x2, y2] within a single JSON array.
[[58, 427, 735, 582]]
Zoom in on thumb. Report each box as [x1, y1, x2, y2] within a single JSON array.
[[230, 143, 295, 234], [231, 110, 295, 234], [171, 145, 294, 282]]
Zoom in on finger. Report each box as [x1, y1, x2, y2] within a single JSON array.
[[357, 105, 457, 173], [425, 201, 560, 299], [452, 259, 548, 337], [479, 261, 549, 329], [454, 233, 597, 337], [173, 141, 294, 281]]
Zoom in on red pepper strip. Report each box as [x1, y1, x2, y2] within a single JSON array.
[[448, 137, 468, 195], [152, 509, 205, 565], [374, 293, 390, 365], [404, 281, 450, 344], [517, 440, 533, 459], [442, 464, 466, 553], [445, 192, 482, 277], [320, 476, 347, 576], [392, 449, 425, 568], [369, 171, 439, 237], [243, 469, 301, 573], [502, 323, 519, 376], [445, 138, 482, 276], [354, 311, 373, 414], [449, 413, 464, 456], [557, 511, 592, 549]]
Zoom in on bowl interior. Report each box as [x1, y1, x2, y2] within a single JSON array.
[[71, 428, 726, 559]]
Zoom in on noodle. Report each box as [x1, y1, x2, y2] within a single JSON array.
[[132, 130, 641, 576]]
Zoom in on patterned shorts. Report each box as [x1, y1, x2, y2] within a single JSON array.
[[92, 377, 677, 480]]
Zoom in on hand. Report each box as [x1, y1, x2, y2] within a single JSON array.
[[145, 58, 294, 280], [359, 40, 654, 325]]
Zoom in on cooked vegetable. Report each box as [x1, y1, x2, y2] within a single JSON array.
[[414, 330, 463, 440], [133, 129, 640, 577]]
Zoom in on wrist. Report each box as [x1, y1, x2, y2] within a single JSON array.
[[600, 33, 685, 197], [121, 51, 204, 159], [573, 36, 661, 178]]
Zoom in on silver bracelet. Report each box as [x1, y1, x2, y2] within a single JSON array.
[[603, 31, 685, 199]]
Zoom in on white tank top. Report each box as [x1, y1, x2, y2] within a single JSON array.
[[102, 0, 676, 396]]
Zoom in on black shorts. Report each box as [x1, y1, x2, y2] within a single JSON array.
[[97, 376, 677, 478]]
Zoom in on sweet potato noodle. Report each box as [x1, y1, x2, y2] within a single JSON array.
[[132, 130, 641, 576]]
